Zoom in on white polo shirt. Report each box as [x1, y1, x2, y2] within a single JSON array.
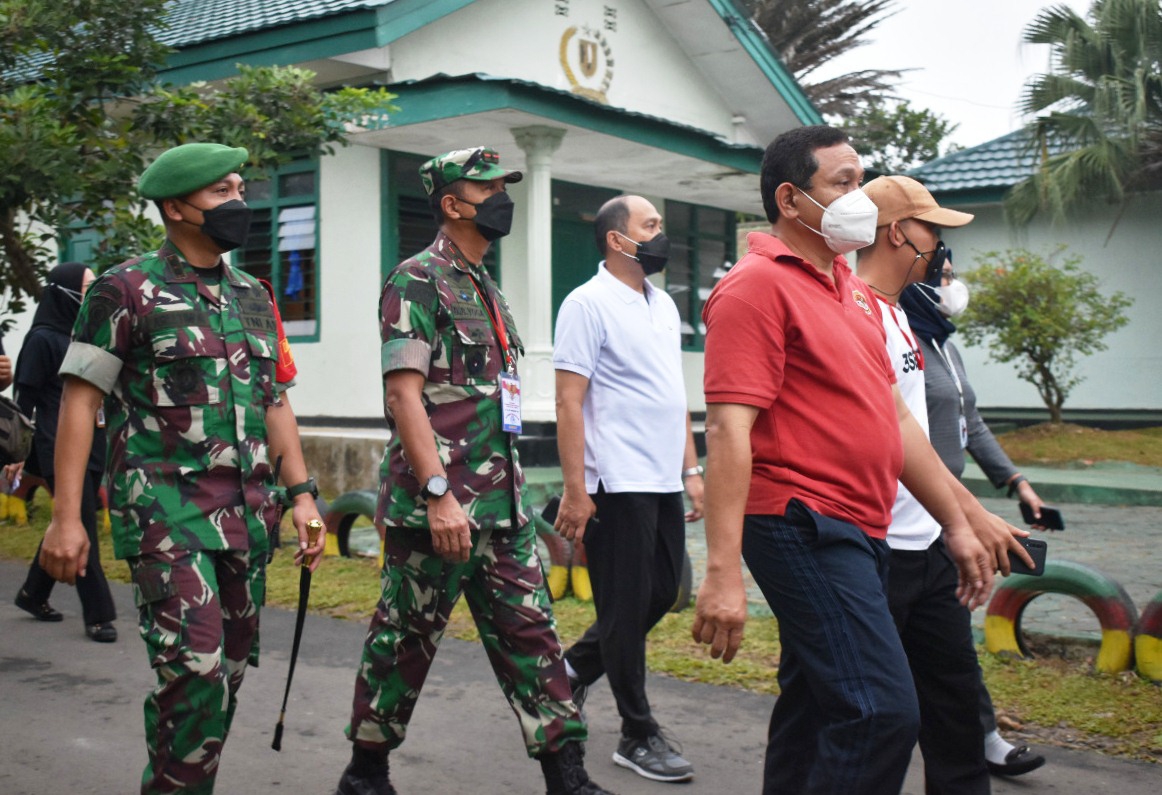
[[876, 295, 942, 550], [553, 262, 687, 494]]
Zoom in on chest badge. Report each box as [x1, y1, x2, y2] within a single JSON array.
[[851, 289, 871, 315]]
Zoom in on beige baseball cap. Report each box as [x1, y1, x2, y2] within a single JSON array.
[[864, 175, 974, 228]]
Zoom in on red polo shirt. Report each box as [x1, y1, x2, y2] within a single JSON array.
[[702, 232, 903, 538]]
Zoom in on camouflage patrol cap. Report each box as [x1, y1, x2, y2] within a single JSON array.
[[419, 147, 523, 196], [138, 143, 249, 200]]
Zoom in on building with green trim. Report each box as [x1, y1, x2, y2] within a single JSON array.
[[59, 0, 819, 426]]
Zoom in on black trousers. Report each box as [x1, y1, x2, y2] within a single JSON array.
[[887, 539, 988, 795], [20, 471, 116, 626], [564, 488, 685, 739]]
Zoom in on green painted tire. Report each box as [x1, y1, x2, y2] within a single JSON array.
[[984, 559, 1138, 673], [1134, 591, 1162, 682], [323, 489, 378, 558]]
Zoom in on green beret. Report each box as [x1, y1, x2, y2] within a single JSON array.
[[138, 143, 249, 200]]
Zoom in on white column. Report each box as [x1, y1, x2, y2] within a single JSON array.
[[511, 125, 566, 423]]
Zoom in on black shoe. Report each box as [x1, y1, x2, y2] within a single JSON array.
[[15, 590, 63, 622], [541, 741, 616, 795], [612, 730, 694, 783], [86, 622, 117, 643], [335, 748, 396, 795], [987, 745, 1046, 777]]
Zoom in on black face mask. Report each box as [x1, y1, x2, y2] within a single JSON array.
[[619, 232, 671, 275], [907, 238, 948, 287], [183, 199, 253, 252], [460, 192, 514, 241]]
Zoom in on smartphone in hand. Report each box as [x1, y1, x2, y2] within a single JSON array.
[[1020, 501, 1065, 531], [1008, 536, 1048, 576]]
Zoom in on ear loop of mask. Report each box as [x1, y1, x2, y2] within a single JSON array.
[[52, 282, 84, 305]]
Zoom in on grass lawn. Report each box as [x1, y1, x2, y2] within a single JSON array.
[[3, 423, 1160, 761]]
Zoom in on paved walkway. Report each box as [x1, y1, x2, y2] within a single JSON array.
[[1, 558, 1159, 795]]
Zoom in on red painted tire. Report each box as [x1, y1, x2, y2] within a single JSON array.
[[985, 559, 1138, 673], [1135, 591, 1162, 682]]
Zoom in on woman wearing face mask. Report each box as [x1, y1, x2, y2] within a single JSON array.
[[899, 252, 1049, 777], [10, 262, 117, 643]]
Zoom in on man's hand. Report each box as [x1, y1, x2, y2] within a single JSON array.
[[39, 517, 90, 584], [963, 500, 1033, 576], [684, 474, 704, 522], [290, 496, 326, 572], [691, 569, 748, 663], [1015, 481, 1049, 529], [0, 354, 12, 389], [943, 526, 994, 610], [3, 461, 24, 486], [428, 492, 472, 562], [555, 488, 596, 543]]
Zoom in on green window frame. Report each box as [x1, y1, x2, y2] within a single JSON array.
[[665, 201, 737, 351], [235, 159, 320, 342]]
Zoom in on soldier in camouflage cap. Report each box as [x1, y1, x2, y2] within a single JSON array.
[[334, 148, 614, 795], [40, 142, 325, 794]]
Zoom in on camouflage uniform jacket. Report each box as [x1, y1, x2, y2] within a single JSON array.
[[378, 232, 529, 530], [60, 241, 283, 560]]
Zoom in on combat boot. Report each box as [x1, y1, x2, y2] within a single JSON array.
[[540, 741, 617, 795], [335, 745, 397, 795]]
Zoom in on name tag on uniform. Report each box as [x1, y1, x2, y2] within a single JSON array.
[[959, 414, 968, 449], [500, 372, 522, 434]]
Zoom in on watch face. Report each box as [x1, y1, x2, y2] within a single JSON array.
[[425, 475, 449, 497]]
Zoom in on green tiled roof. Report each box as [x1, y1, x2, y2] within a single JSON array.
[[908, 128, 1070, 193], [157, 0, 393, 48]]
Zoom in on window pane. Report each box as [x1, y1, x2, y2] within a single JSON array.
[[279, 171, 316, 197], [238, 209, 273, 284], [246, 179, 272, 203], [698, 208, 726, 236]]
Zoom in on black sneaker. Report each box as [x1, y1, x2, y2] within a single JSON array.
[[612, 731, 694, 783]]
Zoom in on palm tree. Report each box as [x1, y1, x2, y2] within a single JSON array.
[[743, 0, 904, 118], [1006, 0, 1162, 225]]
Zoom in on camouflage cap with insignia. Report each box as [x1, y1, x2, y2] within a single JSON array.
[[138, 142, 249, 200], [419, 147, 523, 196]]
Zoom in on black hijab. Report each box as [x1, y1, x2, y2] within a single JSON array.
[[31, 262, 89, 336], [899, 282, 957, 346]]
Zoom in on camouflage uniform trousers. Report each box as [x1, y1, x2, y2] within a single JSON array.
[[347, 521, 587, 757], [129, 547, 265, 795]]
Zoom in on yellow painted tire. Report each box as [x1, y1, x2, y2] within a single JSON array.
[[985, 559, 1138, 674], [571, 566, 593, 602], [1135, 591, 1162, 682]]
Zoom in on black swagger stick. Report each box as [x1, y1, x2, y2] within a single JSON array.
[[272, 517, 323, 751]]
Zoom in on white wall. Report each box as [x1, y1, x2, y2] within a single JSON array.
[[389, 0, 743, 140], [938, 194, 1161, 411], [288, 143, 384, 418]]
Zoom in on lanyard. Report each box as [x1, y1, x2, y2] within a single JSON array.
[[468, 274, 515, 374], [929, 339, 966, 416], [887, 304, 924, 370]]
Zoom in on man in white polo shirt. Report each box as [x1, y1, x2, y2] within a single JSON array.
[[552, 194, 703, 784]]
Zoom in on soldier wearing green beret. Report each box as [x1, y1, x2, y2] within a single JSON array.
[[40, 142, 326, 794], [335, 147, 614, 795]]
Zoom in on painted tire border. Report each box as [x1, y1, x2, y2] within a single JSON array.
[[1135, 590, 1162, 682], [984, 559, 1138, 674]]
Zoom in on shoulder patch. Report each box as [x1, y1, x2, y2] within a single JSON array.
[[404, 280, 437, 307]]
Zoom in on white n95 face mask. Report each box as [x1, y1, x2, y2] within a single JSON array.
[[937, 278, 970, 317], [795, 187, 880, 255]]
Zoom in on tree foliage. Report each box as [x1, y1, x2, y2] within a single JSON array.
[[0, 0, 396, 321], [743, 0, 905, 118], [957, 248, 1132, 423], [844, 100, 960, 174], [1006, 0, 1162, 225]]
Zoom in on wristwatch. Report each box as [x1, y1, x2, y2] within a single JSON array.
[[285, 477, 318, 501], [682, 465, 705, 479], [421, 474, 450, 500]]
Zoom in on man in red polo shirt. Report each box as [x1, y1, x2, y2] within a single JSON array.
[[692, 126, 1005, 795]]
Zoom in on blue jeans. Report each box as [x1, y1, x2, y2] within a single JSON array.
[[743, 501, 920, 795]]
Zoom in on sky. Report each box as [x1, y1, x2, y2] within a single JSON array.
[[815, 0, 1094, 151]]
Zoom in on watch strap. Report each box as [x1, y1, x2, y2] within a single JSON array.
[[285, 478, 317, 500]]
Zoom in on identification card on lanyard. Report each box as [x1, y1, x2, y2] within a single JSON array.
[[500, 372, 522, 434], [470, 275, 522, 434], [959, 415, 968, 449]]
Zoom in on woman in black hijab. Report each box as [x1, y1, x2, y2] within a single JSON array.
[[10, 262, 116, 642]]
